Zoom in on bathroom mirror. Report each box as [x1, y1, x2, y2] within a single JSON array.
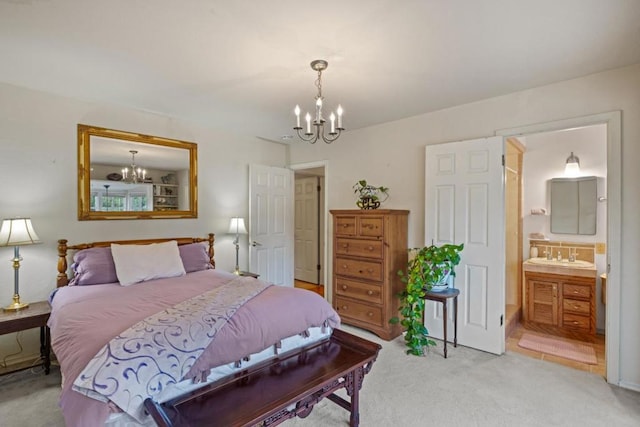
[[550, 176, 597, 235], [78, 124, 198, 220]]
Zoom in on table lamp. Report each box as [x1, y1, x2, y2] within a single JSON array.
[[0, 217, 41, 311], [228, 217, 248, 274]]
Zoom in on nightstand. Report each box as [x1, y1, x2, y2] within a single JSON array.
[[0, 300, 51, 375]]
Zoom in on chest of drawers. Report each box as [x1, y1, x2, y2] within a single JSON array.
[[331, 209, 408, 340]]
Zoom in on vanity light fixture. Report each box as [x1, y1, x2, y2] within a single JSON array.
[[122, 150, 147, 183], [0, 218, 41, 311], [293, 60, 344, 144], [564, 152, 580, 177]]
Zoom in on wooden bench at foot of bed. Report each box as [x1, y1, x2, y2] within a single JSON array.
[[144, 329, 381, 427]]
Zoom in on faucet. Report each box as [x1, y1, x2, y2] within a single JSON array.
[[545, 247, 553, 260], [568, 248, 577, 262], [557, 250, 562, 261]]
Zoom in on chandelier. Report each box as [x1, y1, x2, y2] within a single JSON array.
[[293, 60, 344, 144], [121, 150, 146, 183]]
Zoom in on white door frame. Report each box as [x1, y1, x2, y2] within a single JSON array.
[[496, 111, 622, 385], [289, 160, 330, 301]]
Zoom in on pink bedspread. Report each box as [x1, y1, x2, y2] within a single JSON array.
[[48, 269, 340, 427]]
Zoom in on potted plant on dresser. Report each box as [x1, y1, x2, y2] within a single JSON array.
[[352, 179, 389, 210], [391, 242, 464, 356]]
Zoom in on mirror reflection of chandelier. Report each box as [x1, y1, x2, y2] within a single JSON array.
[[121, 150, 146, 183], [293, 59, 344, 144]]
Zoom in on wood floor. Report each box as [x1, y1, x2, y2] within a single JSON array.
[[506, 322, 606, 377], [294, 280, 324, 297]]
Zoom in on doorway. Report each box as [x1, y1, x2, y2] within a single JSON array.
[[498, 115, 618, 380], [290, 161, 328, 299]]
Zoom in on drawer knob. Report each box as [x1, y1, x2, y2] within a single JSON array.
[[367, 290, 373, 296], [342, 224, 348, 228], [342, 305, 348, 310], [342, 243, 349, 248], [367, 246, 374, 251], [342, 285, 348, 290], [343, 265, 348, 269], [368, 312, 373, 317], [359, 270, 363, 274], [367, 268, 374, 273], [573, 321, 579, 324], [573, 304, 580, 309], [573, 290, 579, 294]]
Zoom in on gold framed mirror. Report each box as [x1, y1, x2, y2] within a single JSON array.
[[78, 124, 198, 220]]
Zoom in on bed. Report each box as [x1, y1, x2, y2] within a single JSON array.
[[51, 234, 380, 427]]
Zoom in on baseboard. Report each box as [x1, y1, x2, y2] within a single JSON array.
[[0, 352, 42, 374], [617, 380, 640, 393]]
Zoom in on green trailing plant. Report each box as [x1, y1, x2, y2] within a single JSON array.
[[352, 179, 389, 209], [390, 243, 464, 356]]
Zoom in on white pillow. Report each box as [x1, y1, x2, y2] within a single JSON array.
[[111, 240, 186, 286]]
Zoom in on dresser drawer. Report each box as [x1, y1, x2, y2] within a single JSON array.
[[335, 216, 356, 237], [562, 313, 590, 331], [563, 283, 591, 299], [334, 297, 383, 327], [335, 278, 383, 304], [563, 298, 590, 315], [335, 257, 383, 281], [358, 217, 383, 238], [335, 238, 383, 259]]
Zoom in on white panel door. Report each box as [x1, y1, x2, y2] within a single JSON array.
[[249, 165, 294, 287], [294, 176, 319, 284], [425, 136, 505, 355]]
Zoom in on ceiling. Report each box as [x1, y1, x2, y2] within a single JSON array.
[[1, 0, 639, 143]]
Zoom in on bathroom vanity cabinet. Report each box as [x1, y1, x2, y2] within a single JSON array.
[[524, 271, 596, 335]]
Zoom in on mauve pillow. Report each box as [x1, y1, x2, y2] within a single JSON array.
[[69, 247, 118, 286], [68, 242, 212, 286], [179, 243, 213, 273]]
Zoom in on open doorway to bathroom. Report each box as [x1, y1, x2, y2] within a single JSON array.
[[504, 124, 608, 376]]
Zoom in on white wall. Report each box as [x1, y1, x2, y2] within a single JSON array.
[[521, 125, 607, 330], [289, 63, 640, 389], [0, 82, 288, 365]]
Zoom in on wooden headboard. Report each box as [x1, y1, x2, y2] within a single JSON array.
[[56, 233, 215, 287]]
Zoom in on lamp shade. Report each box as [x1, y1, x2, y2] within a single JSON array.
[[565, 152, 580, 177], [0, 218, 41, 247], [228, 217, 248, 235]]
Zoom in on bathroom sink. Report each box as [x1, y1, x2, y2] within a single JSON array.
[[526, 258, 595, 269], [523, 257, 596, 278]]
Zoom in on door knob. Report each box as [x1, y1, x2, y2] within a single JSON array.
[[251, 241, 262, 247]]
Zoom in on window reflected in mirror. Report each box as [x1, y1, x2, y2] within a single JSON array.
[[78, 124, 198, 220]]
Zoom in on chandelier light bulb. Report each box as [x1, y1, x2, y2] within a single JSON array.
[[305, 112, 311, 134], [294, 105, 301, 128]]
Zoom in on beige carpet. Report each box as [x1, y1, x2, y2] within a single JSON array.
[[1, 325, 639, 426], [518, 332, 597, 365]]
